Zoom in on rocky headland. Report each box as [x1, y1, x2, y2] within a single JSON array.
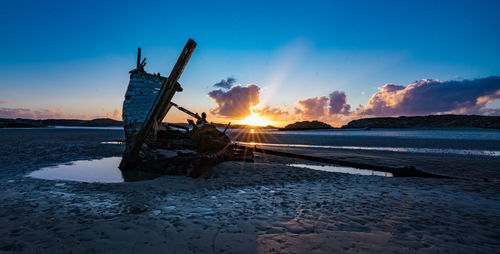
[[342, 115, 500, 129], [278, 120, 334, 131]]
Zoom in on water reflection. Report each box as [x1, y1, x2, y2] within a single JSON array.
[[54, 126, 123, 130], [290, 164, 393, 177], [236, 141, 500, 157], [224, 128, 500, 141], [28, 157, 124, 183], [100, 141, 125, 144]]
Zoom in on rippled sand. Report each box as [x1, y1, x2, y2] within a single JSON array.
[[0, 129, 499, 253]]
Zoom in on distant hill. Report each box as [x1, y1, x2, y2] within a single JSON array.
[[279, 120, 334, 131], [342, 115, 500, 129], [80, 118, 124, 127], [0, 118, 280, 129], [0, 118, 123, 128]]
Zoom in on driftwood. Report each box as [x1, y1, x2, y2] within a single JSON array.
[[234, 144, 451, 178]]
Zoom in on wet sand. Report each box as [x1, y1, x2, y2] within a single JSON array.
[[0, 129, 499, 253]]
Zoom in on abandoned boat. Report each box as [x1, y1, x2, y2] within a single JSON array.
[[118, 39, 445, 180], [119, 39, 252, 178]]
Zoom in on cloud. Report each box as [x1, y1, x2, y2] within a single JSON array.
[[208, 79, 291, 122], [0, 107, 122, 120], [379, 84, 405, 93], [208, 84, 261, 117], [0, 107, 68, 119], [213, 77, 236, 89], [253, 106, 290, 121], [356, 76, 500, 116], [208, 76, 500, 126], [328, 91, 351, 115], [0, 101, 8, 104], [295, 90, 352, 119], [105, 108, 121, 120], [0, 108, 35, 119], [295, 96, 329, 118]]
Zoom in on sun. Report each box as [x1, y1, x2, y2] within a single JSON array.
[[240, 114, 270, 127]]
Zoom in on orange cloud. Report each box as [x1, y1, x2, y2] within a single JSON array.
[[207, 76, 500, 127], [208, 84, 260, 118], [252, 106, 291, 123], [105, 108, 121, 120]]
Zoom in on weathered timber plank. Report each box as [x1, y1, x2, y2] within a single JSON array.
[[120, 39, 197, 170], [137, 47, 141, 70], [234, 145, 452, 178]]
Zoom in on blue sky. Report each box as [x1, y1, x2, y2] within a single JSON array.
[[0, 0, 499, 125]]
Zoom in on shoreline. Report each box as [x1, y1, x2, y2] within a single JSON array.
[[0, 129, 499, 253]]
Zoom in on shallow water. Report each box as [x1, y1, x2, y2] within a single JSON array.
[[236, 141, 500, 157], [53, 126, 123, 130], [100, 141, 125, 144], [28, 157, 124, 183], [26, 154, 389, 183], [290, 164, 393, 177], [225, 128, 500, 141]]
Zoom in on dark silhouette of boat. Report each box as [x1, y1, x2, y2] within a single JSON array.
[[119, 39, 252, 179]]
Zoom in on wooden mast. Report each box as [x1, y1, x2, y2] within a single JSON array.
[[137, 47, 141, 70], [120, 39, 197, 170]]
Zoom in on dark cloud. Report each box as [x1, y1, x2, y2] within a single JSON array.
[[356, 76, 500, 116], [0, 107, 67, 119], [328, 91, 351, 115], [213, 77, 236, 89], [295, 96, 328, 118], [0, 107, 121, 120], [208, 84, 260, 117], [0, 107, 35, 118]]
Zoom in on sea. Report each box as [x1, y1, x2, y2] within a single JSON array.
[[224, 128, 500, 157], [8, 126, 500, 157], [12, 126, 499, 182]]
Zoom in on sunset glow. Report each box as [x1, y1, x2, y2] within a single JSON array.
[[240, 114, 270, 127], [0, 2, 499, 253]]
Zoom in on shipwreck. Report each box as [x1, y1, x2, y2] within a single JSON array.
[[118, 38, 450, 180], [119, 39, 252, 178]]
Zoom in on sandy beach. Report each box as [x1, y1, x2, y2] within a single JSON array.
[[0, 128, 499, 253], [3, 1, 500, 253]]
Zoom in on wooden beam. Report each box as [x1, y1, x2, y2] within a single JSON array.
[[120, 39, 197, 170], [170, 101, 202, 121], [234, 144, 451, 178], [222, 122, 231, 134], [137, 47, 141, 70], [167, 123, 189, 132]]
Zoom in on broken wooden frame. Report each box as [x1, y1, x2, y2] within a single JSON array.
[[233, 144, 452, 178], [120, 39, 197, 170], [119, 39, 445, 179]]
